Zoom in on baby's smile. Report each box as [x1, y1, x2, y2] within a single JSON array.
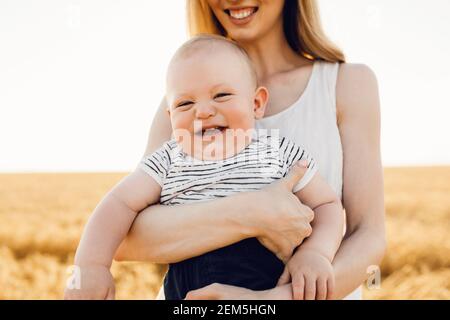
[[194, 124, 229, 139]]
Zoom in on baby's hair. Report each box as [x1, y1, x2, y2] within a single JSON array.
[[169, 34, 258, 86]]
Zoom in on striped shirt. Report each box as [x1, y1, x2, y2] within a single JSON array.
[[139, 134, 317, 205]]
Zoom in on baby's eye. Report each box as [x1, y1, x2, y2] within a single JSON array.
[[176, 101, 194, 108], [214, 92, 232, 100]]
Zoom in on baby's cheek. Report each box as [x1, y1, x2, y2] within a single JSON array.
[[228, 105, 255, 129], [171, 112, 192, 132]]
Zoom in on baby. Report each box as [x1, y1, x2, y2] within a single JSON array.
[[65, 35, 344, 300]]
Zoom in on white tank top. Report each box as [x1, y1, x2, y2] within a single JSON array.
[[156, 61, 362, 300], [256, 61, 343, 198], [256, 61, 362, 300]]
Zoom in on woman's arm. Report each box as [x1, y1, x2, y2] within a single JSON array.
[[115, 99, 314, 264], [115, 165, 313, 264], [115, 192, 256, 263], [329, 63, 386, 299], [281, 63, 386, 299]]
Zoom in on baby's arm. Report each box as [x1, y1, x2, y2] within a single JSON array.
[[65, 169, 161, 299], [294, 172, 344, 261], [277, 172, 344, 300]]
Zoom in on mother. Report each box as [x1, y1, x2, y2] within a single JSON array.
[[116, 0, 386, 300]]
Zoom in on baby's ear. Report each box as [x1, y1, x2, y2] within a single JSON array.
[[253, 86, 269, 119]]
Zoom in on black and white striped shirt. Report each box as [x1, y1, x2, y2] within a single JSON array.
[[139, 134, 317, 205]]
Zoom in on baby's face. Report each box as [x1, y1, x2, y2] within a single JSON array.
[[165, 49, 267, 160]]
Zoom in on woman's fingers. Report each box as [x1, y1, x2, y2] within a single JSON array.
[[185, 287, 216, 300], [185, 283, 228, 300], [278, 160, 308, 191], [184, 290, 202, 300], [185, 283, 259, 300], [255, 167, 315, 260], [298, 202, 315, 224]]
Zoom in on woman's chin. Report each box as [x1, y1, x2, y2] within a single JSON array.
[[227, 30, 260, 43]]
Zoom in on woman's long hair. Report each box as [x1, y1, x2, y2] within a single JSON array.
[[186, 0, 345, 63]]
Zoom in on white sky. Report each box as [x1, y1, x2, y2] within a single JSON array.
[[0, 0, 449, 172]]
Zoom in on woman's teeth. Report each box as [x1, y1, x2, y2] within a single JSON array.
[[229, 8, 256, 19]]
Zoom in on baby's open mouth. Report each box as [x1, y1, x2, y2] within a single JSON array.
[[225, 7, 258, 20], [196, 126, 228, 138]]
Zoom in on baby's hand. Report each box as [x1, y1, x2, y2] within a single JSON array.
[[64, 265, 115, 300], [278, 249, 335, 300]]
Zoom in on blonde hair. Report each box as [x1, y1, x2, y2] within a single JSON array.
[[186, 0, 345, 63]]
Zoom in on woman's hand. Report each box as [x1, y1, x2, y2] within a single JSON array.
[[184, 283, 293, 300], [185, 283, 262, 300], [248, 161, 315, 263]]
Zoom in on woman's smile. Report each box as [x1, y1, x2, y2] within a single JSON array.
[[207, 0, 286, 42], [225, 6, 258, 25]]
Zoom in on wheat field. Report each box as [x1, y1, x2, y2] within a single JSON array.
[[0, 167, 449, 300]]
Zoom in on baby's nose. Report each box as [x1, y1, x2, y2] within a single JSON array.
[[195, 102, 216, 119]]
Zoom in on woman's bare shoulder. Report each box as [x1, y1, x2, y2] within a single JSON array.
[[336, 63, 380, 122]]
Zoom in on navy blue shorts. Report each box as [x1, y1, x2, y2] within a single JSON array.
[[163, 237, 284, 300]]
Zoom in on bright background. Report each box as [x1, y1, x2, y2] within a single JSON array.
[[1, 1, 449, 301], [1, 0, 449, 172]]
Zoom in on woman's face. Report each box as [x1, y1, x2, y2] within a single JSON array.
[[207, 0, 285, 43]]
